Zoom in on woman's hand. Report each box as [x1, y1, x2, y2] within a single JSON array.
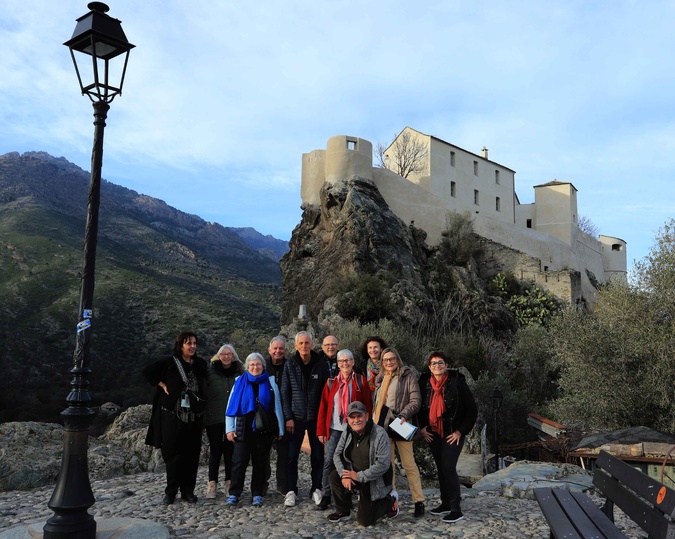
[[446, 430, 462, 445], [158, 381, 169, 395], [226, 432, 237, 442], [318, 435, 326, 444], [420, 426, 433, 442]]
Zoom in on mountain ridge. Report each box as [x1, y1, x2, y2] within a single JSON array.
[[0, 151, 284, 423]]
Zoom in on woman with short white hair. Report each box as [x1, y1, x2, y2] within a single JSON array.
[[225, 353, 284, 507]]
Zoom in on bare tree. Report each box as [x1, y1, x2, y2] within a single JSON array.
[[375, 131, 429, 178], [577, 215, 599, 237]]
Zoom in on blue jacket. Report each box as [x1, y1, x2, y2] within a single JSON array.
[[225, 376, 284, 440]]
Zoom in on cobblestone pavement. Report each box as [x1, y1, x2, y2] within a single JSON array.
[[0, 457, 647, 538]]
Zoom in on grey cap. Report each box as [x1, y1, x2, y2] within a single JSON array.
[[347, 401, 367, 416]]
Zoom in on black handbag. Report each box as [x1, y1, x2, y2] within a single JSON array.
[[254, 398, 278, 436], [184, 388, 207, 414]]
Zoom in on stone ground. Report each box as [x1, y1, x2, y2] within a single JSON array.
[[0, 452, 648, 538]]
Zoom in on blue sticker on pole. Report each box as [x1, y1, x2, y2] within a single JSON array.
[[83, 309, 93, 319], [77, 319, 91, 333]]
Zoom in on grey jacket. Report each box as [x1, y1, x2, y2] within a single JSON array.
[[333, 421, 392, 501]]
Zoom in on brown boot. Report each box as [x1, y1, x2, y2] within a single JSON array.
[[206, 480, 217, 499]]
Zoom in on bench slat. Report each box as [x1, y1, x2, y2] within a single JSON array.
[[594, 470, 673, 539], [551, 489, 610, 539], [535, 488, 583, 539], [569, 491, 627, 539], [597, 450, 675, 518]]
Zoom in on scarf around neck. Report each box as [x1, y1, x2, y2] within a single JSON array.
[[429, 374, 448, 437], [226, 371, 272, 417], [336, 371, 353, 424], [366, 358, 380, 392]]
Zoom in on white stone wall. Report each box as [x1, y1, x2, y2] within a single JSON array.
[[299, 132, 628, 304]]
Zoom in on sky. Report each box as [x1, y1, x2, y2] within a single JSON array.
[[2, 1, 675, 274]]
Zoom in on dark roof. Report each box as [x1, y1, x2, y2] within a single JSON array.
[[573, 426, 675, 450]]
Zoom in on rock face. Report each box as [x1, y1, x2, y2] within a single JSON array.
[[280, 176, 431, 325], [280, 175, 516, 336], [0, 406, 168, 491]]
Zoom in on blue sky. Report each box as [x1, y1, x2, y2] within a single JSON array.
[[2, 1, 674, 273]]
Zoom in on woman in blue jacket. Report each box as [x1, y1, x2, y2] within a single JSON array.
[[225, 353, 284, 507]]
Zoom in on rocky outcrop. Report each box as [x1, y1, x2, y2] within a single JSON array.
[[0, 406, 168, 491], [280, 176, 431, 325], [280, 175, 516, 336]]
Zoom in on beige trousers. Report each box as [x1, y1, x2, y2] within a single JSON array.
[[389, 438, 425, 503]]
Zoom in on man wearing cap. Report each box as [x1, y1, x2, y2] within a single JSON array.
[[327, 401, 399, 526]]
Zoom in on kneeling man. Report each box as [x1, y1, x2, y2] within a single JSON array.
[[328, 401, 398, 526]]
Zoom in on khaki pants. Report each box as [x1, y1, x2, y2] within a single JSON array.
[[389, 438, 424, 503]]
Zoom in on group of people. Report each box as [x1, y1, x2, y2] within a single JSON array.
[[144, 330, 477, 527]]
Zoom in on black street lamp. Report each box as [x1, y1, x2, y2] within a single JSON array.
[[489, 386, 504, 472], [43, 4, 133, 538]]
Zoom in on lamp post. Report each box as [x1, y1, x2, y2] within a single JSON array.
[[489, 386, 504, 472], [43, 4, 133, 538]]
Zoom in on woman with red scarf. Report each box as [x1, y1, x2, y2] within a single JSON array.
[[316, 349, 372, 510], [418, 351, 477, 524]]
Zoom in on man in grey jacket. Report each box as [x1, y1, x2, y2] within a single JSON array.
[[328, 401, 399, 526]]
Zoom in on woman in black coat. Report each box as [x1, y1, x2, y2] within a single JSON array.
[[144, 331, 208, 505], [418, 351, 477, 524]]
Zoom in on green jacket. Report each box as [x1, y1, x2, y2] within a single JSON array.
[[202, 360, 243, 426]]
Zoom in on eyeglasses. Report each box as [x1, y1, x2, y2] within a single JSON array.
[[337, 359, 353, 364], [382, 357, 397, 363], [430, 361, 445, 367]]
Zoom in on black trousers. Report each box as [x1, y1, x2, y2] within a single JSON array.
[[160, 411, 202, 497], [266, 435, 288, 491], [206, 422, 234, 482], [229, 430, 274, 498], [329, 468, 392, 526], [428, 432, 465, 511]]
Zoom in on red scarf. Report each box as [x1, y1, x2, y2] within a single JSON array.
[[429, 374, 448, 437], [336, 372, 353, 424]]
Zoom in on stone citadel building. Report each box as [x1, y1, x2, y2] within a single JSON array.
[[300, 127, 627, 306]]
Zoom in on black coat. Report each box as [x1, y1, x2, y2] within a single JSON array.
[[418, 370, 477, 437], [143, 355, 207, 448], [280, 350, 329, 422]]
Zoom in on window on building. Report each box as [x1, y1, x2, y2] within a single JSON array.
[[450, 151, 456, 167], [450, 181, 456, 197], [526, 219, 532, 228], [347, 139, 356, 150], [612, 244, 623, 251], [474, 189, 479, 205], [495, 170, 500, 184], [473, 160, 478, 176], [496, 197, 501, 211]]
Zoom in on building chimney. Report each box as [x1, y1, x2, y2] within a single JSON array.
[[481, 146, 488, 159]]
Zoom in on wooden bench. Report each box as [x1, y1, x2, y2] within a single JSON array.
[[534, 450, 675, 538]]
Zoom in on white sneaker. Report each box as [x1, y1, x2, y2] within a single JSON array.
[[284, 490, 297, 507], [312, 488, 323, 505]]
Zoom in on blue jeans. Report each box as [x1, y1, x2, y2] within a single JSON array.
[[321, 428, 343, 497], [286, 419, 324, 493]]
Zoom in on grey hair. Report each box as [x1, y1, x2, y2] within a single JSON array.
[[337, 349, 354, 361], [244, 352, 266, 370], [294, 330, 313, 345], [211, 344, 240, 363], [269, 335, 287, 348]]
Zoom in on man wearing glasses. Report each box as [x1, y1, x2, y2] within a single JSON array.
[[319, 335, 340, 377]]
